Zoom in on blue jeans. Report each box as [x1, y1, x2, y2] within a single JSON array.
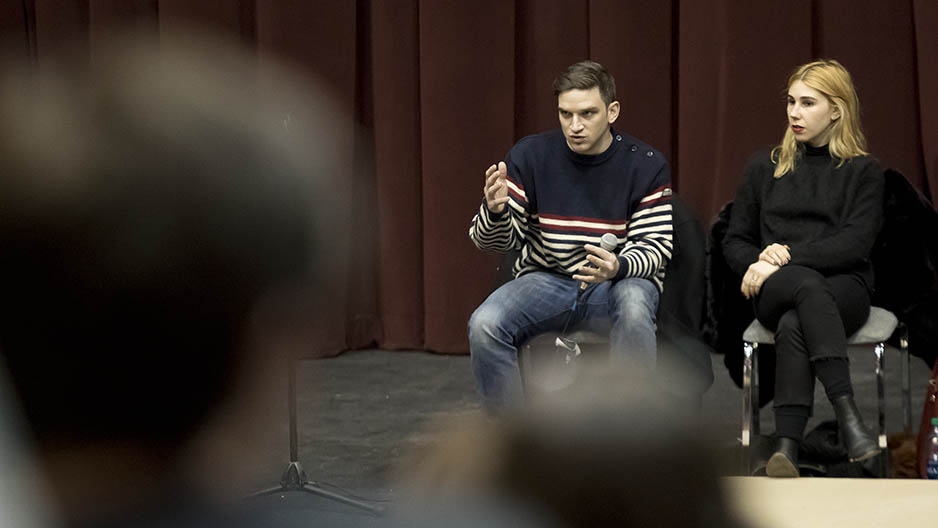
[[468, 271, 659, 412]]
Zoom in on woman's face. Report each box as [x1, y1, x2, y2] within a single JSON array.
[[787, 80, 839, 147]]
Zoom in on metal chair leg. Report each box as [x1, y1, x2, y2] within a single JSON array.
[[874, 341, 889, 477], [874, 342, 887, 449], [898, 323, 911, 434], [752, 344, 760, 437], [741, 341, 758, 475], [742, 342, 754, 447]]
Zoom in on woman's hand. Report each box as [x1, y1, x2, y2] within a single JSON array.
[[759, 243, 791, 267], [741, 260, 780, 300]]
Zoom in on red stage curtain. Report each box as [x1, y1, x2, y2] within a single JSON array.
[[3, 0, 934, 355]]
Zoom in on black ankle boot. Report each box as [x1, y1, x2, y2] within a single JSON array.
[[766, 437, 800, 478], [832, 395, 879, 462]]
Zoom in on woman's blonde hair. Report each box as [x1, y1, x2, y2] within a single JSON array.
[[771, 59, 868, 177]]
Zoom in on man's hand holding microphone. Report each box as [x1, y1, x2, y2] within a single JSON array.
[[573, 233, 620, 289]]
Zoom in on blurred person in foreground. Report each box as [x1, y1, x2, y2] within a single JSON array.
[[393, 370, 747, 528], [0, 30, 341, 527]]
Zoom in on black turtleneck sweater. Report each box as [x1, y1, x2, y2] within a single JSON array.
[[722, 144, 884, 292]]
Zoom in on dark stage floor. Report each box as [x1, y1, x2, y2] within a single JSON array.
[[229, 345, 932, 525]]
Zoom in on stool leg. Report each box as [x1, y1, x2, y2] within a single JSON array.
[[518, 344, 529, 397], [874, 342, 888, 476], [899, 323, 911, 434]]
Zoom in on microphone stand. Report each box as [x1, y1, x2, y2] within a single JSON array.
[[245, 113, 382, 514], [246, 356, 385, 515]]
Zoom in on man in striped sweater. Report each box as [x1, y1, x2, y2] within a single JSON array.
[[468, 60, 673, 412]]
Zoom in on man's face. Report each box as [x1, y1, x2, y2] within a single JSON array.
[[557, 87, 619, 156]]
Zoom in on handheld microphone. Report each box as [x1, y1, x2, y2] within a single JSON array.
[[579, 233, 620, 290], [600, 233, 618, 253]]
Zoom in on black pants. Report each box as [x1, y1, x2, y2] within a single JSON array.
[[755, 265, 870, 416]]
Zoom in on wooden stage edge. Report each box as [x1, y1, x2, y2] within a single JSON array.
[[722, 476, 937, 528]]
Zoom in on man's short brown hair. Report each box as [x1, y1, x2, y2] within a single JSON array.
[[552, 60, 617, 106]]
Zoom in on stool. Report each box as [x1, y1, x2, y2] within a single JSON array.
[[740, 306, 911, 476], [518, 330, 609, 396]]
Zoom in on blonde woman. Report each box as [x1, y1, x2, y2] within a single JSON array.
[[723, 60, 884, 477]]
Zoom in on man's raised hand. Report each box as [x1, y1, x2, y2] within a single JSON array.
[[483, 161, 510, 213]]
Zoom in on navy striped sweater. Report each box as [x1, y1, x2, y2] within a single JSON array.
[[470, 128, 674, 291]]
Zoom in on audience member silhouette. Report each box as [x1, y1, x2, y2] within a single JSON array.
[[397, 372, 748, 528], [0, 30, 339, 528]]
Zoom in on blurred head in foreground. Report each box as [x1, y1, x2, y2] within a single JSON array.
[[0, 30, 340, 524], [399, 371, 746, 528]]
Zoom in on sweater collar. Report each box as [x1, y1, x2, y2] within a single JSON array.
[[803, 142, 831, 157]]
